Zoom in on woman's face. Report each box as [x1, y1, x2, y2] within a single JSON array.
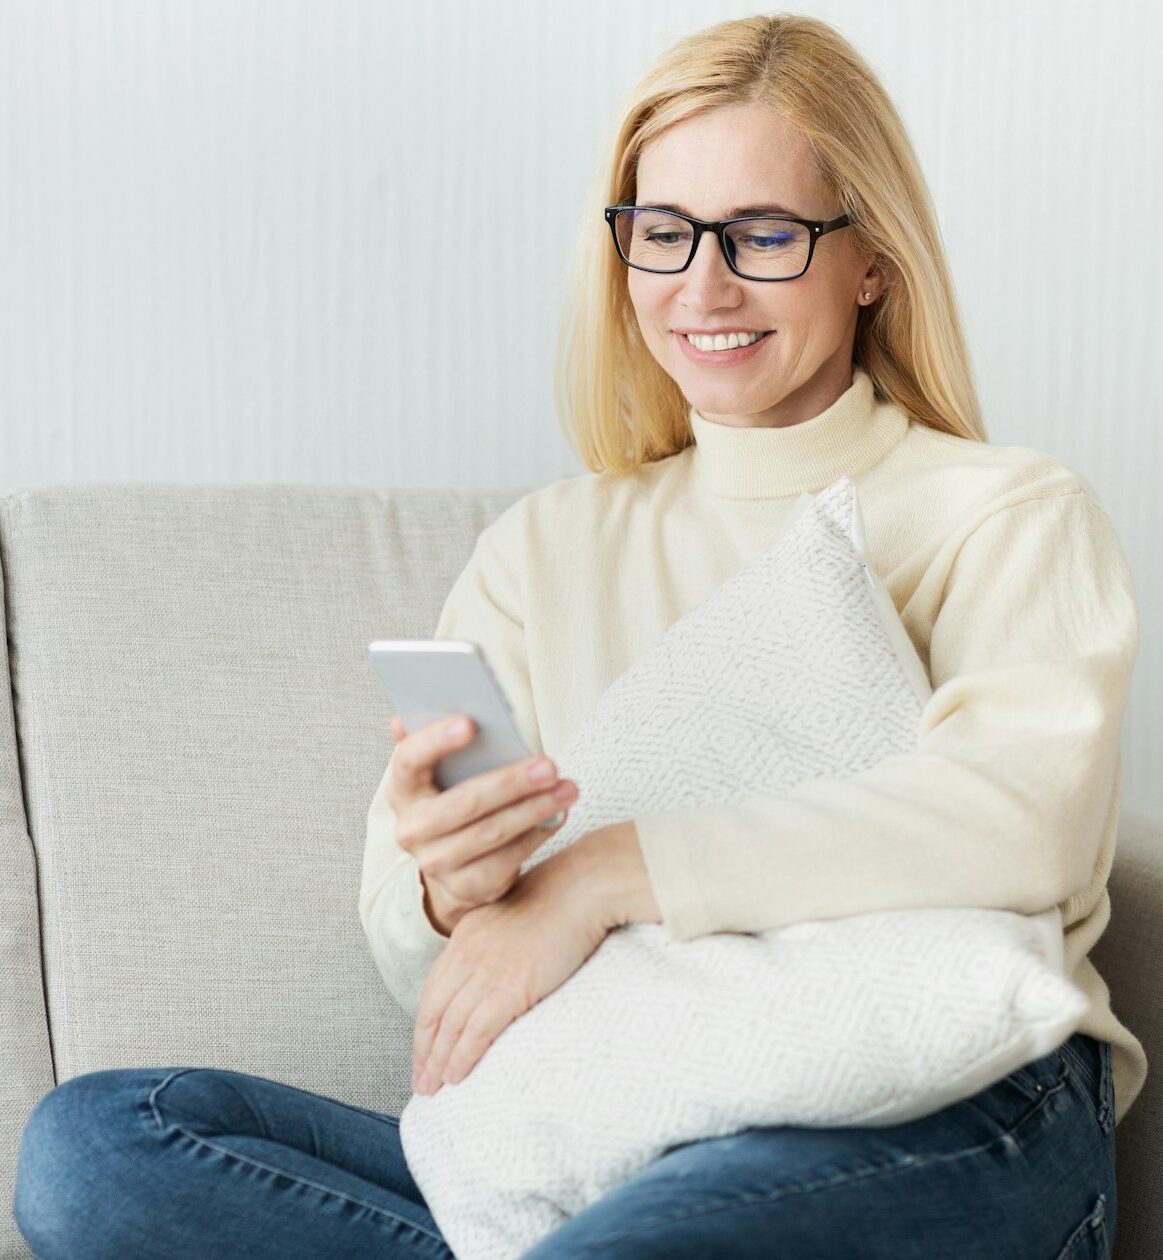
[[628, 102, 882, 429]]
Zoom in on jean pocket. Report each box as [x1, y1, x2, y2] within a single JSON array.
[[1055, 1193, 1110, 1259], [1008, 1043, 1071, 1107], [963, 1045, 1069, 1137]]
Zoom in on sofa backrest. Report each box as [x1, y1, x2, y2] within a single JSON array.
[[0, 481, 530, 1258], [0, 481, 1158, 1260]]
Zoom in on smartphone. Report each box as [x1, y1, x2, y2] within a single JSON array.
[[367, 638, 566, 828]]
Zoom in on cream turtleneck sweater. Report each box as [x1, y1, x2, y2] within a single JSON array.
[[361, 364, 1146, 1124]]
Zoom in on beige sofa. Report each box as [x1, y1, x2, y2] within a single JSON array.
[[1, 481, 1159, 1258]]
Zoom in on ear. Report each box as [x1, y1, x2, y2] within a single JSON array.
[[859, 261, 884, 303]]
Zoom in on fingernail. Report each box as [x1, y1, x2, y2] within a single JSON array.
[[528, 758, 554, 783], [417, 1072, 431, 1092], [447, 718, 470, 742]]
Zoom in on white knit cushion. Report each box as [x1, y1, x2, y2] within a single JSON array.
[[399, 475, 1088, 1260]]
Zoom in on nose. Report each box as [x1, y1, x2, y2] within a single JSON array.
[[682, 228, 739, 296]]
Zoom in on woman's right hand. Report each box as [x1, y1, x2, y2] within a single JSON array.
[[384, 713, 579, 936]]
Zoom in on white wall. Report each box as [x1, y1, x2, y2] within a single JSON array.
[[2, 0, 1159, 813]]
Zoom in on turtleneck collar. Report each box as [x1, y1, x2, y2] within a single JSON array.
[[687, 365, 909, 500]]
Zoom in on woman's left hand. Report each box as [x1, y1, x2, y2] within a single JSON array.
[[411, 840, 610, 1095]]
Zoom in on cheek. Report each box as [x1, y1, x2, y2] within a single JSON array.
[[626, 273, 652, 320], [627, 283, 668, 346], [770, 280, 847, 333]]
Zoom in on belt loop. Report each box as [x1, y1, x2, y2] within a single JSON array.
[[1096, 1040, 1114, 1134]]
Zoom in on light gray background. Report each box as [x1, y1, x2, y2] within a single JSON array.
[[1, 0, 1159, 812]]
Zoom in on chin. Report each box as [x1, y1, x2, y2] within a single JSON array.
[[680, 375, 771, 405]]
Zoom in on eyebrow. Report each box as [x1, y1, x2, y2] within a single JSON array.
[[643, 201, 803, 219]]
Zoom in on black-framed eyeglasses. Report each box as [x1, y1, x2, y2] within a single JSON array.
[[603, 204, 853, 282]]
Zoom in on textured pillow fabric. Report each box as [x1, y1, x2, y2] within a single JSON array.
[[399, 476, 1088, 1260]]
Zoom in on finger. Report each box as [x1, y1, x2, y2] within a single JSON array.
[[412, 985, 442, 1083], [411, 951, 449, 1079], [416, 771, 577, 864], [418, 980, 481, 1095], [393, 714, 476, 798], [440, 995, 520, 1087], [412, 955, 472, 1086]]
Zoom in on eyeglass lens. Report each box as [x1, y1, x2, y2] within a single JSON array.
[[613, 208, 812, 280]]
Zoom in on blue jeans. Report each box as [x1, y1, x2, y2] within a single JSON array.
[[13, 1032, 1115, 1259]]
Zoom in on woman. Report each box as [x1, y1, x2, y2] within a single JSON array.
[[14, 13, 1136, 1259]]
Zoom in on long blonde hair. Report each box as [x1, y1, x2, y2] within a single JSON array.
[[553, 12, 986, 474]]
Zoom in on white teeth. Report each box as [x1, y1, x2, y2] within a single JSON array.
[[684, 331, 767, 351]]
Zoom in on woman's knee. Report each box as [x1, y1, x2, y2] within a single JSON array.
[[142, 1066, 267, 1139], [13, 1067, 187, 1256]]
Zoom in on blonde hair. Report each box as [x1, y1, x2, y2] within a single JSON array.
[[553, 12, 986, 474]]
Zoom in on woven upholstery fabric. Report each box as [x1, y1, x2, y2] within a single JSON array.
[[399, 476, 1089, 1260], [0, 543, 54, 1260], [0, 483, 529, 1192]]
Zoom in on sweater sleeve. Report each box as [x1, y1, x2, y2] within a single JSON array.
[[359, 507, 538, 1016], [631, 488, 1140, 942]]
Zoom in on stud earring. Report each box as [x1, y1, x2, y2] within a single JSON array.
[[863, 292, 871, 300]]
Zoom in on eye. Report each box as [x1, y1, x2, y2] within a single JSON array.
[[740, 231, 796, 250]]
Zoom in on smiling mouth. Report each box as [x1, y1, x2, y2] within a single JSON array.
[[678, 330, 773, 351]]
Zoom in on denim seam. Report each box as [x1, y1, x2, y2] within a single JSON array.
[[225, 1075, 403, 1132], [1058, 1039, 1099, 1099], [144, 1070, 443, 1245], [1059, 1038, 1112, 1133], [1096, 1043, 1113, 1134], [575, 1080, 1070, 1254]]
